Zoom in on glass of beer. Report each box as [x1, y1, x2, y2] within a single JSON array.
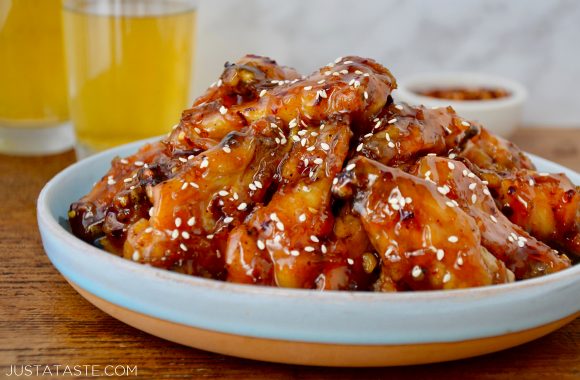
[[0, 0, 74, 155], [62, 0, 196, 157]]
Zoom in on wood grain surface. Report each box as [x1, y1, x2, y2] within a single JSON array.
[[1, 128, 578, 379]]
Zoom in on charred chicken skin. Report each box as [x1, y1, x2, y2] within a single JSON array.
[[69, 55, 577, 291]]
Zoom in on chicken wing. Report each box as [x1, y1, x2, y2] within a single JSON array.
[[225, 118, 352, 288], [123, 117, 291, 278], [474, 168, 580, 258], [411, 156, 571, 278], [459, 127, 535, 172], [358, 103, 478, 167], [167, 55, 302, 155], [460, 127, 580, 258], [333, 156, 513, 291]]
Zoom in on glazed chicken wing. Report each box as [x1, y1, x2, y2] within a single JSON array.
[[167, 55, 302, 154], [459, 127, 535, 172], [333, 156, 513, 291], [358, 103, 478, 167], [460, 127, 580, 258], [474, 168, 580, 258], [69, 142, 171, 249], [411, 156, 571, 278], [123, 118, 291, 278], [225, 118, 352, 288]]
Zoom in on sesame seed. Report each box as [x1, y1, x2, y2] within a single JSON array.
[[107, 178, 116, 185], [298, 213, 307, 222], [314, 158, 323, 165], [448, 153, 457, 159], [132, 251, 140, 261], [223, 146, 231, 153], [219, 106, 227, 115], [471, 194, 477, 204], [356, 143, 363, 152], [387, 142, 395, 148], [317, 89, 328, 99], [448, 235, 459, 243], [443, 272, 451, 283], [206, 234, 214, 240], [346, 163, 356, 171], [175, 217, 182, 227], [223, 216, 234, 224], [388, 118, 397, 124], [437, 185, 450, 195], [304, 246, 315, 252], [456, 256, 464, 266], [321, 142, 330, 151], [340, 69, 348, 75], [144, 227, 153, 233], [490, 215, 498, 223], [304, 85, 312, 91], [436, 249, 445, 261], [334, 56, 343, 63], [317, 79, 325, 84], [171, 229, 179, 239], [462, 169, 469, 177], [448, 162, 455, 170], [467, 172, 476, 179], [237, 202, 248, 211], [178, 157, 188, 163], [259, 89, 267, 97], [538, 172, 549, 176], [354, 70, 363, 75], [200, 158, 209, 169], [517, 240, 525, 248], [290, 250, 300, 256], [123, 177, 132, 183], [321, 244, 328, 254], [385, 133, 391, 141], [180, 243, 188, 251], [395, 104, 403, 110], [249, 183, 257, 191], [134, 161, 144, 166], [190, 182, 199, 189], [181, 182, 189, 190], [276, 221, 285, 231], [181, 231, 190, 239], [411, 265, 422, 278], [483, 188, 491, 196], [347, 258, 355, 265], [257, 240, 266, 250], [120, 159, 129, 164], [218, 190, 229, 196], [468, 183, 477, 190], [461, 121, 470, 127], [374, 120, 382, 129], [363, 91, 369, 100]]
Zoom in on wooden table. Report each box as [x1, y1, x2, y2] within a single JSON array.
[[1, 128, 578, 379]]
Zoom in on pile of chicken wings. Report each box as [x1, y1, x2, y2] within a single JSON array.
[[69, 55, 578, 291]]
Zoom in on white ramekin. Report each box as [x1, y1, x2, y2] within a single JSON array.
[[394, 72, 528, 137]]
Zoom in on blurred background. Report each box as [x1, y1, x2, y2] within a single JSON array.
[[195, 0, 580, 127]]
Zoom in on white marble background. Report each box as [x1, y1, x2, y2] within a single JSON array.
[[193, 0, 580, 127]]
